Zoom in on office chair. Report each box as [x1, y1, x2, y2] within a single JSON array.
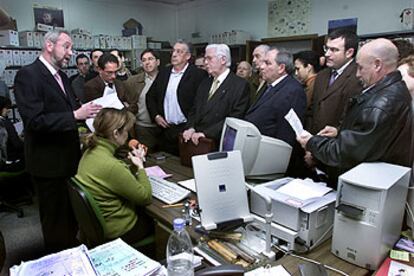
[[0, 170, 26, 218], [68, 177, 155, 251]]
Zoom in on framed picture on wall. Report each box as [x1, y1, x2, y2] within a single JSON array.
[[33, 6, 64, 28]]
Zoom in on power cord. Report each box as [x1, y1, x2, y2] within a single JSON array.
[[272, 243, 350, 276]]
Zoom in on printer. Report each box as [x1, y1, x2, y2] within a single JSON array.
[[250, 178, 336, 252]]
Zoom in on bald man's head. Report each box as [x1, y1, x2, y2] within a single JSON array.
[[356, 38, 399, 87]]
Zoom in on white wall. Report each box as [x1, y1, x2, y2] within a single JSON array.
[[0, 0, 177, 42], [177, 0, 414, 42]]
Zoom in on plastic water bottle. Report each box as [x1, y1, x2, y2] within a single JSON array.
[[166, 218, 194, 276]]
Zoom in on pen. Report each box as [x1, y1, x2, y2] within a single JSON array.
[[162, 203, 184, 208]]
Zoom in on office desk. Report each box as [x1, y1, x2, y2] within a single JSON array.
[[145, 153, 370, 275]]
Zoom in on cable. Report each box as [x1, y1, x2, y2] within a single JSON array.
[[271, 242, 349, 276], [406, 201, 414, 227]]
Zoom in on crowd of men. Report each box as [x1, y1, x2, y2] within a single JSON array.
[[11, 28, 414, 253]]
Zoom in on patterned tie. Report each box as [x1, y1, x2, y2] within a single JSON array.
[[329, 70, 338, 86], [208, 79, 220, 100], [54, 72, 66, 94]]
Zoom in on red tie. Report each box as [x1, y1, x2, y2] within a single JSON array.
[[54, 72, 66, 94]]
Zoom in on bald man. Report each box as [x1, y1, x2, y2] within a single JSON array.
[[298, 38, 413, 186]]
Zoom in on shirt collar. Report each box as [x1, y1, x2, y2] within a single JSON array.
[[39, 55, 58, 76], [215, 68, 230, 84], [270, 74, 288, 87], [171, 63, 189, 75], [335, 58, 353, 76]]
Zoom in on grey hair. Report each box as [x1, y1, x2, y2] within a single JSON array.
[[42, 30, 70, 50], [271, 47, 294, 75], [206, 44, 231, 67], [255, 44, 270, 54], [175, 39, 192, 54]]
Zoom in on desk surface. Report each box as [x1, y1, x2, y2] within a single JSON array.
[[145, 152, 370, 276]]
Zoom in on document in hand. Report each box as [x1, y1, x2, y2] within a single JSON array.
[[85, 93, 124, 132], [9, 245, 96, 276], [89, 238, 162, 276], [284, 108, 304, 137]]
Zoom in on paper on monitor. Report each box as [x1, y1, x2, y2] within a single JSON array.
[[284, 108, 304, 137], [85, 93, 124, 132], [277, 179, 332, 202]]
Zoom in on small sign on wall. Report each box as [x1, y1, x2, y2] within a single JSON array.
[[33, 5, 64, 28]]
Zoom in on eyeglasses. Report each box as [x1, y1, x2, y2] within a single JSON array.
[[103, 70, 117, 76], [323, 45, 342, 53], [172, 49, 188, 55], [141, 57, 156, 62]]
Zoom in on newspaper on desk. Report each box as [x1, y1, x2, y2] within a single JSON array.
[[85, 93, 124, 132], [89, 238, 161, 276], [9, 244, 96, 276]]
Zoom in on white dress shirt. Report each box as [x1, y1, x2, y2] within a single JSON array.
[[164, 63, 189, 125]]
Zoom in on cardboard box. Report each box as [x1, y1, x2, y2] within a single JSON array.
[[12, 50, 21, 66], [131, 35, 147, 49], [0, 30, 19, 46], [4, 50, 13, 67], [33, 32, 41, 48], [19, 31, 34, 47]]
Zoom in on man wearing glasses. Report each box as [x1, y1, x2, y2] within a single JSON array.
[[306, 29, 362, 135], [14, 30, 101, 252], [146, 40, 207, 155], [84, 53, 137, 114]]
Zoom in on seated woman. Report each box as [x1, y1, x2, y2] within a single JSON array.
[[76, 108, 153, 244], [0, 96, 24, 172]]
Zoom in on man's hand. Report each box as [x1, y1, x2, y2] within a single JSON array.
[[154, 115, 169, 128], [297, 130, 313, 149], [182, 128, 195, 142], [191, 132, 205, 145], [73, 102, 102, 120], [317, 126, 338, 137], [304, 151, 316, 168]]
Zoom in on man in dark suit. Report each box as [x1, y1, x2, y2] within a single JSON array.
[[245, 47, 306, 147], [146, 40, 207, 155], [182, 44, 250, 146], [306, 29, 362, 134], [14, 30, 101, 253], [84, 53, 137, 115]]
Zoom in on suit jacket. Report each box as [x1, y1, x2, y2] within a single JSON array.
[[84, 76, 138, 114], [146, 64, 207, 121], [124, 71, 146, 102], [14, 58, 81, 178], [245, 75, 306, 146], [186, 72, 250, 142], [306, 61, 362, 134]]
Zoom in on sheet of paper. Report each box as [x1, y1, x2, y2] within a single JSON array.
[[245, 265, 291, 276], [178, 178, 196, 192], [145, 165, 172, 179], [388, 260, 414, 276], [9, 245, 96, 276], [13, 121, 23, 136], [276, 179, 332, 201], [85, 93, 124, 132], [89, 238, 161, 276], [390, 250, 410, 262], [284, 108, 304, 137]]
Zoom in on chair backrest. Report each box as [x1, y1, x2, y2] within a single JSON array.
[[67, 177, 107, 248], [178, 133, 216, 167]]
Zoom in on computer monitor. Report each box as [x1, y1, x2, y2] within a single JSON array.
[[219, 117, 292, 179]]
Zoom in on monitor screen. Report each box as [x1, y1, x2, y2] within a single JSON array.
[[222, 126, 237, 151]]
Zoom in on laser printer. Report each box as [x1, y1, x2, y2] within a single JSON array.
[[250, 178, 336, 252]]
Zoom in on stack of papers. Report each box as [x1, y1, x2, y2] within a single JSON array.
[[89, 238, 161, 276], [10, 245, 96, 276], [10, 239, 162, 276], [276, 179, 332, 207]]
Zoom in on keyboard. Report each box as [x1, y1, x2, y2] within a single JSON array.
[[149, 176, 191, 205]]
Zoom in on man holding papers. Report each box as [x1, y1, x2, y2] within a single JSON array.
[[84, 53, 137, 114], [297, 39, 413, 186]]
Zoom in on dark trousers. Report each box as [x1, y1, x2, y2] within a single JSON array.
[[120, 207, 154, 245], [32, 175, 78, 253], [160, 123, 186, 156], [135, 125, 162, 153]]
